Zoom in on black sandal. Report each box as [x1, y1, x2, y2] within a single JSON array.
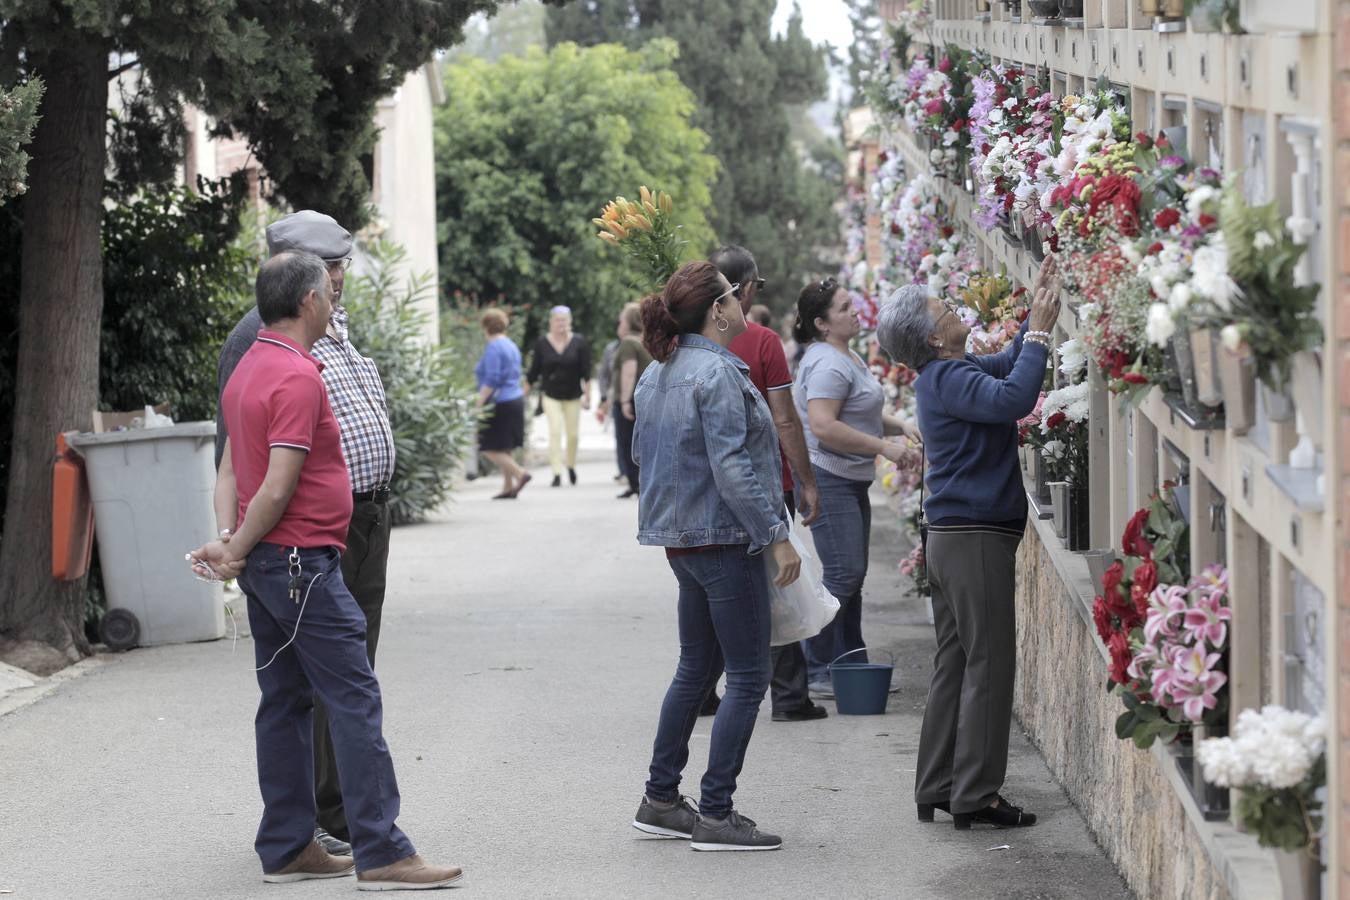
[[952, 795, 1037, 830]]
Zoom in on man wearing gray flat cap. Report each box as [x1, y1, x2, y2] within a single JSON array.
[[216, 210, 400, 863]]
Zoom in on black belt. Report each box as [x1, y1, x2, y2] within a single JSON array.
[[353, 485, 390, 504]]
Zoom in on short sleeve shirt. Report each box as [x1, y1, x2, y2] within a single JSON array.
[[729, 321, 793, 491], [792, 341, 885, 483], [222, 331, 353, 549], [611, 336, 653, 398]]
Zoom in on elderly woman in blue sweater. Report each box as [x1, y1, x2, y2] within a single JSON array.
[[876, 257, 1060, 831]]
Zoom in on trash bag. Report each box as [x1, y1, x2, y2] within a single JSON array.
[[764, 525, 840, 646]]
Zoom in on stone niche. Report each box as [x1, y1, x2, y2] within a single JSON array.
[[1013, 526, 1228, 900]]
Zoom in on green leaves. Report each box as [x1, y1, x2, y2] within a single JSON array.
[[435, 41, 718, 347], [0, 78, 42, 203]]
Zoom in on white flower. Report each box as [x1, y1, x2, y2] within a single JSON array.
[[1253, 231, 1275, 250], [1220, 324, 1243, 352], [1168, 282, 1192, 312], [1247, 733, 1314, 789], [1041, 439, 1065, 458], [1057, 339, 1087, 377], [988, 108, 1005, 125], [936, 251, 955, 268], [1076, 302, 1100, 325], [1185, 185, 1219, 216], [1198, 737, 1251, 788], [1146, 302, 1176, 346], [918, 254, 937, 273], [1119, 242, 1141, 266], [1002, 97, 1018, 110], [930, 149, 944, 166], [1286, 216, 1316, 240]]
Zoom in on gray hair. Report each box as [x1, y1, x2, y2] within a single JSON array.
[[876, 284, 938, 369], [255, 251, 330, 325]]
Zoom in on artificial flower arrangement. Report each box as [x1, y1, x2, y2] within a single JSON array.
[[1036, 340, 1090, 482], [1207, 183, 1323, 389], [593, 186, 684, 287], [891, 173, 976, 295], [1198, 705, 1326, 850], [957, 271, 1028, 353], [969, 64, 1057, 231], [1092, 487, 1235, 749]]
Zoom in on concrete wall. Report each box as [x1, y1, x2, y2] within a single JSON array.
[[371, 64, 441, 344], [1013, 526, 1229, 900]]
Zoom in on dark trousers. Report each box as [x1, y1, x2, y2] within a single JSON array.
[[646, 547, 772, 817], [313, 499, 392, 840], [616, 411, 639, 492], [803, 467, 872, 683], [703, 492, 812, 713], [914, 527, 1022, 814], [240, 543, 413, 874]]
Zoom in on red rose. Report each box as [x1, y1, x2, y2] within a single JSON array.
[[890, 222, 901, 235], [1132, 558, 1158, 596], [1153, 208, 1181, 230], [1092, 597, 1114, 643], [1088, 174, 1142, 236], [1027, 85, 1041, 98], [1197, 213, 1217, 228], [1101, 560, 1124, 600], [1134, 131, 1153, 148], [878, 151, 889, 163], [1121, 507, 1153, 557], [939, 56, 953, 72], [1045, 411, 1067, 429], [981, 142, 993, 156], [1146, 241, 1164, 256], [952, 118, 967, 131], [924, 98, 943, 116], [1155, 135, 1170, 149], [940, 225, 955, 238], [1107, 631, 1132, 684]]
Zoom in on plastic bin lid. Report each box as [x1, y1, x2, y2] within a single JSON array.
[[68, 421, 217, 447]]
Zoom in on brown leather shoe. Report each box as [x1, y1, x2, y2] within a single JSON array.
[[357, 854, 464, 891], [262, 839, 355, 883]]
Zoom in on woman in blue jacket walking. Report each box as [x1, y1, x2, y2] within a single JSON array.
[[628, 261, 801, 852]]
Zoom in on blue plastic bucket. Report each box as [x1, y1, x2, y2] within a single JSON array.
[[829, 648, 893, 715]]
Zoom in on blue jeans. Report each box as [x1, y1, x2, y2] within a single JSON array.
[[239, 543, 414, 874], [802, 467, 872, 683], [645, 546, 772, 818]]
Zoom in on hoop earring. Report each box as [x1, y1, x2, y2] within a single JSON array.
[[715, 315, 730, 333]]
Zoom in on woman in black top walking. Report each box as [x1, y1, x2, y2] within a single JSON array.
[[527, 305, 592, 486]]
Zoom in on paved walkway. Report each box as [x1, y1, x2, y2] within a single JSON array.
[[0, 417, 1130, 899]]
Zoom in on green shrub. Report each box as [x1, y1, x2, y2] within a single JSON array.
[[343, 242, 480, 524], [100, 177, 252, 419]]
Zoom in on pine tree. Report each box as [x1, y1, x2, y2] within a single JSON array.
[[544, 0, 840, 312], [0, 79, 42, 203]]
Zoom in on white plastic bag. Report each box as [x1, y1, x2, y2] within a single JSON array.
[[765, 525, 840, 646]]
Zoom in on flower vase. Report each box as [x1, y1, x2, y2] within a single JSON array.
[[1024, 219, 1047, 262], [1084, 549, 1115, 587], [1218, 348, 1257, 435], [1048, 481, 1070, 540], [1290, 350, 1323, 448], [1067, 483, 1091, 550], [1189, 328, 1223, 408], [1260, 373, 1296, 423], [1032, 453, 1053, 504], [1169, 334, 1200, 409], [1139, 0, 1161, 15], [1274, 847, 1321, 900]]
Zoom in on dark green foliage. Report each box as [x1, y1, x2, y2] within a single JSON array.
[[343, 242, 481, 525], [545, 0, 842, 312], [435, 40, 718, 348], [99, 177, 253, 421]]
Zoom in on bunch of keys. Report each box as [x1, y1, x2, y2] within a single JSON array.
[[288, 548, 303, 603]]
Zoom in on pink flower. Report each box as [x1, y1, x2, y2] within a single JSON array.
[[1165, 646, 1227, 722], [1183, 591, 1232, 648], [924, 98, 944, 116], [1143, 585, 1187, 644]]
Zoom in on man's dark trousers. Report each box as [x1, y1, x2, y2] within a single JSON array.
[[241, 542, 412, 873], [313, 498, 392, 841]]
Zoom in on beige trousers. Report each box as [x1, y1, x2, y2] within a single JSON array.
[[542, 396, 582, 475]]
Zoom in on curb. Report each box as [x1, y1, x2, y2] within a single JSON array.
[[0, 655, 109, 721]]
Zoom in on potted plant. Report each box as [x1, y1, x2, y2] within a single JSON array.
[[1199, 706, 1326, 899]]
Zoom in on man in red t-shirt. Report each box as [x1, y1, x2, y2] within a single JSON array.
[[713, 245, 827, 723], [190, 252, 461, 890]]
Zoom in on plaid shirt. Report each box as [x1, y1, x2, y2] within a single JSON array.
[[310, 306, 396, 492]]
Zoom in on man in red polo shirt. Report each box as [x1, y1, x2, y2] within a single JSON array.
[[712, 245, 828, 723], [190, 251, 461, 890]]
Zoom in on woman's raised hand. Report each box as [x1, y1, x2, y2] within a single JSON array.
[[1031, 253, 1059, 297], [1028, 284, 1061, 334]]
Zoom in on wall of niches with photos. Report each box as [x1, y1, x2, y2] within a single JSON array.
[[861, 0, 1337, 886]]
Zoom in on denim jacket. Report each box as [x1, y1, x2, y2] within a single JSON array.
[[634, 334, 789, 554]]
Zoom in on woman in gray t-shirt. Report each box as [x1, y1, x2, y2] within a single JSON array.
[[791, 277, 920, 691]]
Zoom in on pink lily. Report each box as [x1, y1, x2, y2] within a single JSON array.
[[1143, 585, 1187, 643], [1166, 646, 1228, 722], [1183, 590, 1232, 648]]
